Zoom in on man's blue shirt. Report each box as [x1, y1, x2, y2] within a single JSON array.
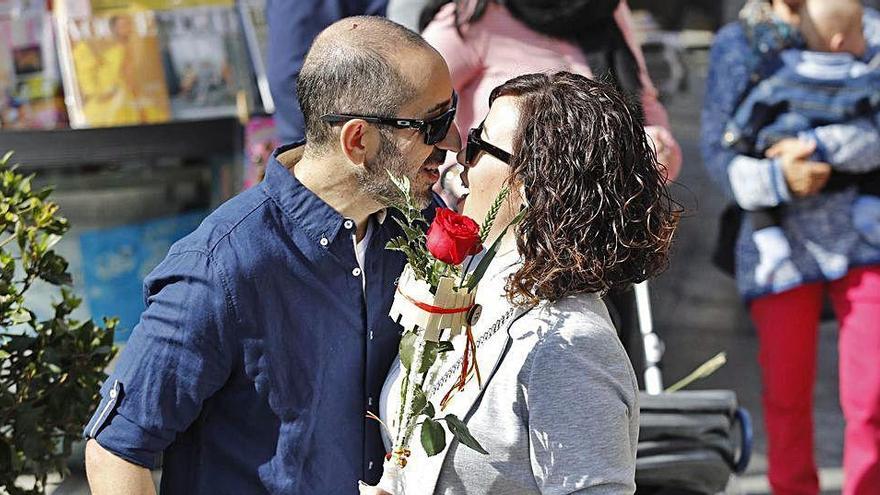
[[84, 143, 406, 493]]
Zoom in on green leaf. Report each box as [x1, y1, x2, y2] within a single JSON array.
[[437, 341, 455, 353], [419, 341, 438, 373], [466, 207, 528, 291], [420, 417, 447, 456], [423, 401, 435, 418], [37, 251, 71, 286], [445, 414, 488, 454], [9, 307, 33, 325], [412, 385, 427, 417], [399, 331, 416, 370], [400, 332, 440, 373]]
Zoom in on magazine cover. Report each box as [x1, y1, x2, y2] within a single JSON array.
[[0, 0, 66, 129], [238, 0, 273, 113], [55, 0, 171, 127], [243, 115, 277, 189], [156, 4, 255, 120]]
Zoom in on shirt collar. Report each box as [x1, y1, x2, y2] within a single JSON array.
[[262, 142, 388, 245]]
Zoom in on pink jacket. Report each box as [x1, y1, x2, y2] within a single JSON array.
[[423, 1, 682, 180]]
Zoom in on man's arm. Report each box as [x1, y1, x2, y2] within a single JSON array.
[[85, 439, 156, 495], [81, 249, 236, 492]]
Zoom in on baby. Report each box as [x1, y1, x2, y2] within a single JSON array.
[[724, 0, 880, 289]]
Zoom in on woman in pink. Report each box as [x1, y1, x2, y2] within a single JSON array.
[[421, 0, 682, 193]]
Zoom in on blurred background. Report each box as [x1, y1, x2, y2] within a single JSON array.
[[3, 0, 879, 493]]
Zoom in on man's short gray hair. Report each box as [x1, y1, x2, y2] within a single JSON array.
[[297, 16, 433, 148]]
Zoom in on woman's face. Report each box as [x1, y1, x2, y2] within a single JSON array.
[[459, 96, 522, 232]]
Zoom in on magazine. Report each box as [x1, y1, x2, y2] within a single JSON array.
[[237, 0, 273, 113], [55, 0, 171, 127], [156, 4, 254, 120], [0, 0, 66, 129]]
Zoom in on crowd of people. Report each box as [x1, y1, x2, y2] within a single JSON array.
[[78, 0, 880, 494]]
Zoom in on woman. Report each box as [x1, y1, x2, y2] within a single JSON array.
[[420, 0, 682, 188], [367, 71, 678, 494], [701, 0, 880, 493]]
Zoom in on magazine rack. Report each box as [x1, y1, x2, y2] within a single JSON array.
[[0, 117, 241, 171]]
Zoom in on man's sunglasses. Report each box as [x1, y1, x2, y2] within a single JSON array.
[[320, 93, 457, 145], [464, 123, 511, 165]]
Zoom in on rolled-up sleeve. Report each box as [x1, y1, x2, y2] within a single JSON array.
[[83, 250, 237, 468], [527, 324, 638, 494]]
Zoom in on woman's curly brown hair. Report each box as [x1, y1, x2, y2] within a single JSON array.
[[490, 72, 680, 304]]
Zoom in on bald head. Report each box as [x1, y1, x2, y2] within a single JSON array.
[[801, 0, 865, 54], [297, 16, 437, 149]]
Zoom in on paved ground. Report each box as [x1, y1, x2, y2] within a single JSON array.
[[38, 49, 849, 495]]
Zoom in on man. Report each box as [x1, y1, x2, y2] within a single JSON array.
[[83, 16, 460, 494], [267, 0, 387, 143]]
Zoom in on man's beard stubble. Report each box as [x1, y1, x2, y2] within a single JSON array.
[[358, 132, 436, 209]]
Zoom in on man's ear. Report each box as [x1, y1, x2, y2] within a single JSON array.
[[339, 120, 366, 165]]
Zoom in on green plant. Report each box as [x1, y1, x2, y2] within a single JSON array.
[[0, 152, 116, 494]]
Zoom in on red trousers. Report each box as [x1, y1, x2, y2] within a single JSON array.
[[750, 266, 880, 495]]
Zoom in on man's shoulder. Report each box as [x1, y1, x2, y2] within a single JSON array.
[[169, 185, 273, 258]]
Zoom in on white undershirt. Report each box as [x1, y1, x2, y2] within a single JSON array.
[[354, 220, 374, 293]]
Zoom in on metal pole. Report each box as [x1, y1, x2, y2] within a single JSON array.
[[634, 281, 665, 394]]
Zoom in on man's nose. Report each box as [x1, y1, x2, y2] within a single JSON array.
[[437, 122, 462, 153]]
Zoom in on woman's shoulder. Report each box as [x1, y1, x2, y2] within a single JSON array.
[[531, 294, 624, 360], [523, 294, 638, 403]]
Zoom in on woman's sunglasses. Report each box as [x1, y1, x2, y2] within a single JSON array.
[[320, 93, 457, 146], [464, 123, 511, 166]]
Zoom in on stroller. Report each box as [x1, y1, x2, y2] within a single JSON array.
[[607, 282, 753, 494]]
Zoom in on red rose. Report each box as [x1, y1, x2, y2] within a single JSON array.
[[426, 208, 483, 265]]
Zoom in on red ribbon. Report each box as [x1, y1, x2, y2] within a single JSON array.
[[440, 324, 481, 411], [397, 287, 473, 315]]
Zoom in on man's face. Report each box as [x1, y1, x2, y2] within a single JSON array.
[[360, 50, 460, 208]]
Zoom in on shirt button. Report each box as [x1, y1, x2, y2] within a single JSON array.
[[344, 220, 354, 230], [109, 389, 117, 399], [352, 267, 362, 277], [368, 461, 374, 470], [368, 396, 373, 406], [320, 237, 329, 247]]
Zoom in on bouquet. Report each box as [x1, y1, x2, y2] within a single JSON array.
[[372, 174, 521, 493]]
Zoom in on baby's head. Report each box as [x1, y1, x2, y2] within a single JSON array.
[[800, 0, 866, 56]]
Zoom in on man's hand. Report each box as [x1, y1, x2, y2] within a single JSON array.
[[645, 125, 682, 182], [85, 439, 157, 495], [766, 138, 831, 197]]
